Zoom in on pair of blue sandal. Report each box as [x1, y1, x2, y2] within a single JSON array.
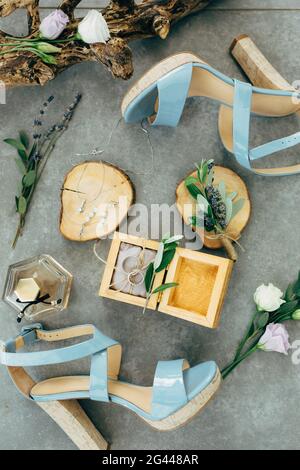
[[122, 52, 300, 176], [2, 53, 299, 430]]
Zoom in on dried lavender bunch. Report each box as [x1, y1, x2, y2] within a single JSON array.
[[185, 159, 245, 260], [4, 93, 82, 248]]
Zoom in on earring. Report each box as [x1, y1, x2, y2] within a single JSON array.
[[77, 200, 86, 213]]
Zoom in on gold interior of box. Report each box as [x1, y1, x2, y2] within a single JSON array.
[[167, 256, 218, 316]]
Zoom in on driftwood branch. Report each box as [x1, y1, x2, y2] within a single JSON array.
[[0, 0, 211, 87]]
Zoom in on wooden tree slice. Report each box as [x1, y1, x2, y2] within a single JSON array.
[[176, 166, 251, 251], [60, 161, 135, 242]]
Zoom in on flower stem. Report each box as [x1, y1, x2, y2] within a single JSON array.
[[222, 345, 258, 379]]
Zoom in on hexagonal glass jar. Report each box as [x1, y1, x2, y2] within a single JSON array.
[[3, 254, 73, 322]]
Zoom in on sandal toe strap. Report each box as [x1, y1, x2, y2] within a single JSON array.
[[152, 63, 193, 127], [151, 359, 189, 419]]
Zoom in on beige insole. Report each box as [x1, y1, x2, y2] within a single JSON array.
[[31, 377, 153, 413]]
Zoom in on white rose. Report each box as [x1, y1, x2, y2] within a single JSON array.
[[78, 10, 110, 44], [254, 283, 286, 312]]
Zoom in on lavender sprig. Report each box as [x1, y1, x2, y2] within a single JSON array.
[[4, 93, 82, 248]]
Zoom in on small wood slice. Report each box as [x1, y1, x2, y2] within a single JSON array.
[[176, 166, 251, 250], [60, 161, 135, 242]]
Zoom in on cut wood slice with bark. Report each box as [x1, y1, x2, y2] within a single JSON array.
[[0, 0, 211, 87], [176, 166, 251, 260], [60, 161, 135, 242]]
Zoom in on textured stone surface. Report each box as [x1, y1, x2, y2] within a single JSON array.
[[0, 3, 300, 451]]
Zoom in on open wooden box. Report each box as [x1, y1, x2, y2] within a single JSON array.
[[99, 233, 233, 328]]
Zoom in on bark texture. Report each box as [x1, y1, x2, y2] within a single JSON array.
[[0, 0, 211, 87]]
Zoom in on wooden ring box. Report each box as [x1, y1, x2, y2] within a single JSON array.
[[99, 232, 233, 328]]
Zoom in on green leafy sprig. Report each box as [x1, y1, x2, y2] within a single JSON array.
[[143, 234, 183, 313], [4, 93, 82, 248], [185, 159, 245, 260], [221, 273, 300, 379], [0, 35, 77, 65]]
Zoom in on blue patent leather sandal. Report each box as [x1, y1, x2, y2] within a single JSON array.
[[122, 52, 300, 176], [0, 324, 221, 430]]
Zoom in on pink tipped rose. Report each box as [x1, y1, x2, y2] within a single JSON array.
[[258, 323, 291, 355], [39, 10, 69, 40]]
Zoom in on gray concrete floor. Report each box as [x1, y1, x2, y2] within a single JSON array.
[[1, 0, 300, 450]]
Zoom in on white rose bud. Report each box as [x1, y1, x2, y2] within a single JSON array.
[[254, 283, 286, 312], [77, 10, 110, 44]]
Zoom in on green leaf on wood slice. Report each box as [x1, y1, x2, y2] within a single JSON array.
[[152, 283, 179, 294], [18, 196, 27, 215], [4, 138, 26, 152], [225, 197, 233, 225], [184, 176, 198, 186], [144, 262, 154, 293], [185, 182, 203, 200], [23, 170, 37, 187], [197, 194, 209, 213], [189, 215, 204, 227], [155, 249, 176, 273], [218, 181, 226, 202], [231, 199, 245, 219], [19, 131, 30, 150]]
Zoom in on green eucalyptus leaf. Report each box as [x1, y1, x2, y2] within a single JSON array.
[[19, 131, 30, 150], [164, 235, 183, 244], [28, 142, 37, 160], [23, 170, 37, 187], [18, 196, 27, 215], [228, 191, 238, 201], [196, 194, 209, 213], [164, 242, 178, 252], [154, 242, 164, 271], [15, 158, 26, 175], [144, 262, 154, 293], [4, 138, 26, 152], [15, 196, 19, 211], [18, 149, 28, 163], [152, 282, 179, 294], [189, 215, 203, 227], [232, 199, 245, 219], [218, 181, 226, 202], [185, 182, 203, 200], [225, 197, 233, 225], [206, 169, 214, 186], [185, 176, 198, 186], [200, 162, 208, 183], [155, 249, 176, 273]]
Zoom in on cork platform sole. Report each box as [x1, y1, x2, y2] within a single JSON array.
[[121, 52, 206, 117], [142, 368, 221, 431]]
